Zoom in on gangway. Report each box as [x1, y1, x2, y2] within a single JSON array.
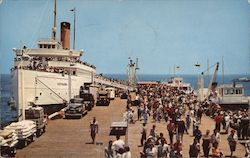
[[94, 76, 134, 91]]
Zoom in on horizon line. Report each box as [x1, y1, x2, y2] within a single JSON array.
[[0, 73, 249, 75]]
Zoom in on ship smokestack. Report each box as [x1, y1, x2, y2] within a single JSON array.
[[60, 22, 70, 50]]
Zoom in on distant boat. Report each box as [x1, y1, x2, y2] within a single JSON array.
[[217, 82, 250, 110], [162, 77, 193, 94]]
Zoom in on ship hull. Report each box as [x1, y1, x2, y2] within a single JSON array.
[[11, 69, 93, 118], [219, 102, 249, 110], [218, 96, 249, 110]]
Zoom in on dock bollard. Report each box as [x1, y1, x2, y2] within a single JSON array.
[[59, 111, 64, 118]]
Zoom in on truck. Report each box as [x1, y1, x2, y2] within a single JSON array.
[[120, 92, 128, 99], [0, 130, 18, 157], [25, 106, 47, 137], [96, 89, 110, 106], [4, 120, 37, 149], [105, 87, 116, 100], [65, 99, 87, 119], [79, 85, 95, 111]]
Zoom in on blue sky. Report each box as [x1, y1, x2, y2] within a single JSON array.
[[0, 0, 249, 75]]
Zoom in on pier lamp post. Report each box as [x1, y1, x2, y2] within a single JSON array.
[[195, 63, 201, 100], [68, 63, 75, 101]]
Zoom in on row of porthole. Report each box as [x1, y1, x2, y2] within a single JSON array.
[[39, 92, 75, 95]]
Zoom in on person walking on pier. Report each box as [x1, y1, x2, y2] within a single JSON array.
[[211, 129, 221, 147], [137, 103, 142, 121], [189, 138, 200, 158], [193, 126, 202, 143], [227, 129, 238, 157], [241, 113, 249, 140], [186, 114, 191, 132], [112, 134, 125, 155], [142, 105, 149, 124], [150, 125, 158, 141], [157, 139, 170, 158], [90, 117, 98, 144], [140, 123, 147, 147], [145, 143, 158, 158], [245, 140, 250, 158], [202, 130, 211, 158], [214, 112, 223, 133], [224, 113, 230, 134], [196, 107, 203, 124], [105, 140, 114, 158], [173, 139, 182, 157], [167, 119, 176, 145], [176, 118, 188, 141]]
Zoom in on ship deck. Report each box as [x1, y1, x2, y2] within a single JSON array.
[[15, 98, 247, 158]]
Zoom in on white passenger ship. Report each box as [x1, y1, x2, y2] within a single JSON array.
[[11, 1, 96, 120]]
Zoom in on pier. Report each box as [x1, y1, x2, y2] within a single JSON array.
[[15, 97, 247, 158]]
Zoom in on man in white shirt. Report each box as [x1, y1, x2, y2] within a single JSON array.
[[122, 146, 131, 158], [146, 143, 158, 158], [112, 135, 125, 155], [90, 117, 98, 144], [224, 113, 230, 134]]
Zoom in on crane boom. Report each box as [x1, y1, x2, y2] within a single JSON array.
[[198, 62, 219, 101], [206, 62, 219, 98]]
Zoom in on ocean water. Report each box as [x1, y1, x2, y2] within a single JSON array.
[[0, 74, 17, 127], [1, 74, 249, 126]]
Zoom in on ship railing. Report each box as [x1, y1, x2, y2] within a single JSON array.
[[37, 38, 60, 43], [219, 95, 249, 103]]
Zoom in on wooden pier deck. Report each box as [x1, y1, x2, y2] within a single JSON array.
[[15, 98, 247, 158]]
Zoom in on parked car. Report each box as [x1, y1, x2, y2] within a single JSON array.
[[120, 92, 128, 99], [65, 102, 87, 119]]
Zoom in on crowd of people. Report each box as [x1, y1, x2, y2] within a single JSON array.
[[119, 83, 249, 158], [12, 54, 96, 72], [105, 135, 132, 158]]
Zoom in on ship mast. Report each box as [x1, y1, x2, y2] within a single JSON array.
[[52, 0, 56, 41]]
